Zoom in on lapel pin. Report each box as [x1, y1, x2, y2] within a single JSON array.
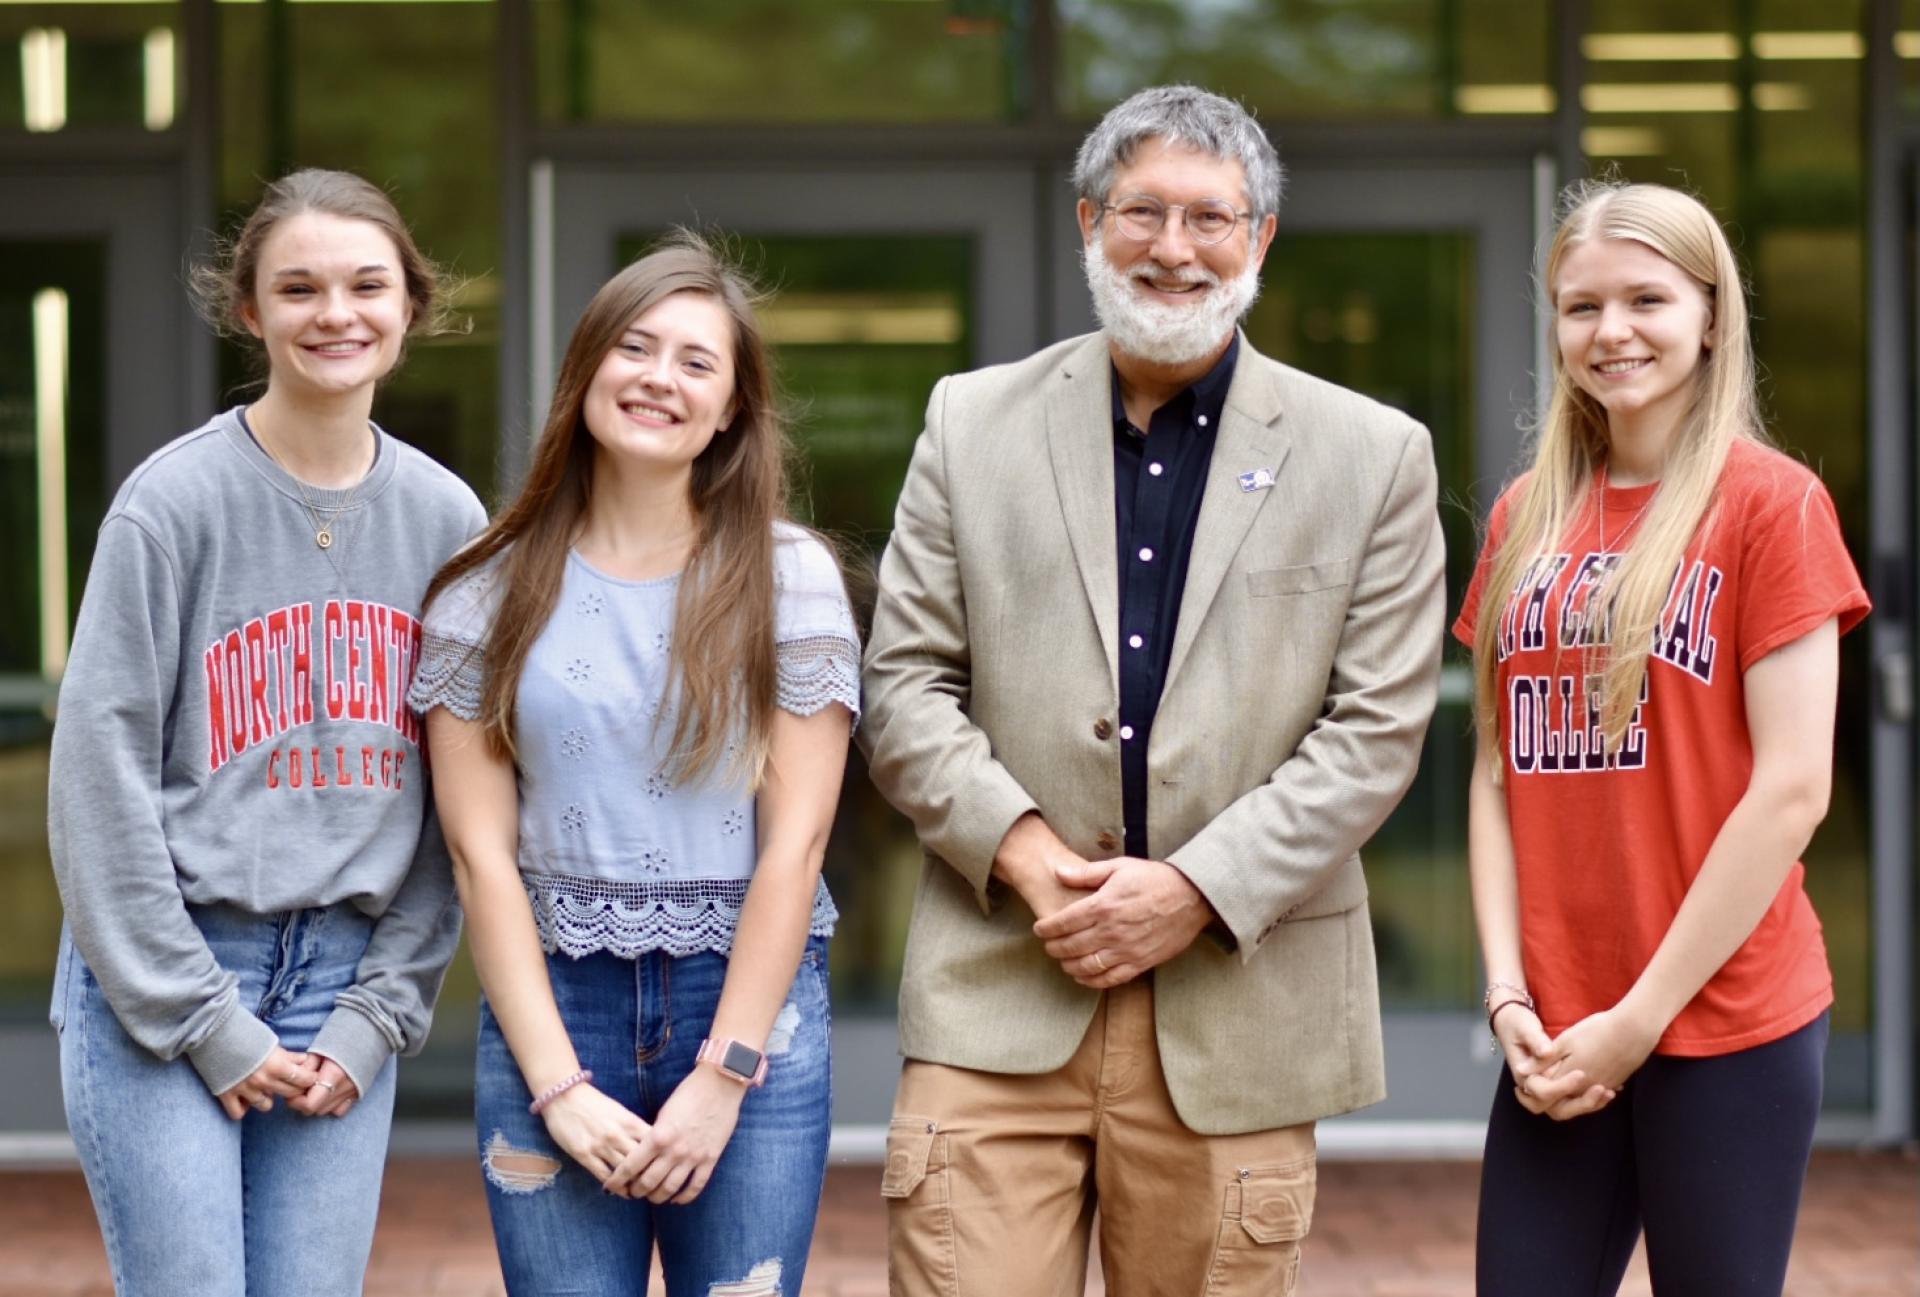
[[1238, 467, 1275, 492]]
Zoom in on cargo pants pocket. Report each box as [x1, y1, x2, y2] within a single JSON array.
[[882, 1115, 957, 1297], [1203, 1157, 1316, 1296]]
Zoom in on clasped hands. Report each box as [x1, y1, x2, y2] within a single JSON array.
[[216, 1044, 359, 1120], [540, 1066, 744, 1205], [1004, 821, 1213, 989], [1495, 1001, 1661, 1122]]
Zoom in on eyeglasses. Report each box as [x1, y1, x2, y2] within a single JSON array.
[[1100, 195, 1252, 246]]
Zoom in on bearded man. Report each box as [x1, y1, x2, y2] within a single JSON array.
[[860, 84, 1446, 1297]]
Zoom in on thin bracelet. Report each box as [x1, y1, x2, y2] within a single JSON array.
[[1487, 998, 1534, 1037], [528, 1069, 593, 1116], [1483, 980, 1533, 1014]]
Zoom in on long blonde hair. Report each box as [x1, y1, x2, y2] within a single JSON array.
[[1472, 181, 1764, 759], [425, 230, 807, 786]]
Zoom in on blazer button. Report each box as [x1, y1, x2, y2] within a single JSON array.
[[1093, 717, 1114, 740], [1096, 831, 1119, 853]]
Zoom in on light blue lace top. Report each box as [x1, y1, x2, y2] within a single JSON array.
[[407, 524, 860, 959]]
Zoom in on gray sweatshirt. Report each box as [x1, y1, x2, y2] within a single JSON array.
[[48, 407, 487, 1097]]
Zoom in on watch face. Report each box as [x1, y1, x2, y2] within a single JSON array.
[[721, 1040, 761, 1079]]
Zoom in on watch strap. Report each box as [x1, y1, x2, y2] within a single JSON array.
[[697, 1037, 769, 1088]]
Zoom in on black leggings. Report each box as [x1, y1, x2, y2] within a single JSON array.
[[1475, 1011, 1827, 1296]]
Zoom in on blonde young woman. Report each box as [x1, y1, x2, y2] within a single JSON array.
[[1456, 181, 1869, 1294], [409, 234, 857, 1296]]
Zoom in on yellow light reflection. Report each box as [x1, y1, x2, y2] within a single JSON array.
[[1583, 82, 1811, 114], [761, 294, 962, 347], [1584, 83, 1739, 113], [34, 288, 70, 682], [22, 27, 67, 133], [1585, 31, 1865, 61], [1582, 127, 1665, 157], [143, 27, 174, 130], [1584, 33, 1739, 62], [1454, 84, 1555, 115], [1752, 31, 1864, 60]]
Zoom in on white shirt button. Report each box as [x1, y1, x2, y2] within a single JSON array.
[[1138, 547, 1154, 562], [1119, 725, 1135, 740], [1128, 634, 1144, 649], [1148, 462, 1164, 477], [1197, 415, 1209, 427]]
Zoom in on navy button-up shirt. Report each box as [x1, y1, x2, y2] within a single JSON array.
[[1110, 336, 1237, 859]]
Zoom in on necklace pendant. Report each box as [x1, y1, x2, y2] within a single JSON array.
[[316, 528, 333, 550]]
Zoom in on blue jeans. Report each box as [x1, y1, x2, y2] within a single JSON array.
[[54, 902, 399, 1297], [477, 939, 833, 1297]]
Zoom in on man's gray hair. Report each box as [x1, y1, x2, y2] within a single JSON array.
[[1073, 85, 1284, 231]]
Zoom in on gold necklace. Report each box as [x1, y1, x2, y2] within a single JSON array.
[[255, 415, 375, 550], [1596, 466, 1656, 555]]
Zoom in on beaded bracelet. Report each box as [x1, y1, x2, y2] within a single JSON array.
[[1483, 981, 1533, 1015], [528, 1069, 593, 1116]]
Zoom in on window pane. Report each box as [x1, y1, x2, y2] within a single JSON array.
[[0, 2, 181, 133], [1246, 231, 1478, 1009], [0, 239, 107, 1020], [1581, 0, 1873, 1113], [535, 0, 1024, 124], [217, 0, 501, 503], [1058, 0, 1550, 121]]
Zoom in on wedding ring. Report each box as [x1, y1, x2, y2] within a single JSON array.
[[315, 1080, 338, 1093], [1091, 952, 1107, 973]]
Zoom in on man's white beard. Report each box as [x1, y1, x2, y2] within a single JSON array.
[[1082, 239, 1262, 367]]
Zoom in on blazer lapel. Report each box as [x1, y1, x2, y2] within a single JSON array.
[[1163, 346, 1292, 695], [1045, 336, 1121, 687]]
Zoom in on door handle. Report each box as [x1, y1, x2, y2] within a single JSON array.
[[1876, 650, 1914, 724]]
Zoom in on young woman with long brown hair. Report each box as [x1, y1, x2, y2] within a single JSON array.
[[409, 232, 857, 1295], [1457, 181, 1870, 1294]]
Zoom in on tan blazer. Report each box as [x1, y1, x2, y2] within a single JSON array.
[[860, 331, 1445, 1135]]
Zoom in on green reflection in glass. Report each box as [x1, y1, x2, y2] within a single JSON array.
[[216, 0, 500, 501], [535, 0, 1025, 124], [1247, 231, 1478, 1009], [0, 3, 179, 133], [1058, 0, 1550, 120], [611, 232, 970, 1012], [0, 239, 107, 1016]]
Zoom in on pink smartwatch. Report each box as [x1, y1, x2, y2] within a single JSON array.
[[696, 1037, 769, 1088]]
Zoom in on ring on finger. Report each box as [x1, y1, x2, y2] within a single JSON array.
[[1091, 951, 1107, 973], [315, 1080, 337, 1093]]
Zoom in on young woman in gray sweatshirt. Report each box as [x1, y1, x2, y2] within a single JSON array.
[[46, 169, 486, 1296]]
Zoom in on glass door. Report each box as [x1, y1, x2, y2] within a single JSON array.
[[509, 163, 1043, 1134], [1055, 158, 1541, 1130], [0, 169, 196, 1143]]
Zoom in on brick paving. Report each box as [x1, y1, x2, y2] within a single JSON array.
[[1, 1150, 1912, 1295]]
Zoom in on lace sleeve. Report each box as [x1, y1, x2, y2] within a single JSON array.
[[406, 631, 487, 722], [775, 633, 860, 722]]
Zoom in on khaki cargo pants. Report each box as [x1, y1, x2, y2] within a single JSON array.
[[884, 977, 1316, 1297]]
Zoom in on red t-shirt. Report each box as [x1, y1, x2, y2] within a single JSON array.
[[1453, 439, 1871, 1055]]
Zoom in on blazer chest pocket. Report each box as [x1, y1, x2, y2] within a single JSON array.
[[1247, 559, 1350, 597]]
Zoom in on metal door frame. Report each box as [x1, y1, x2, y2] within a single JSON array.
[[0, 166, 198, 1151]]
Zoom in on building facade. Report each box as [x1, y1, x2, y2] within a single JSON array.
[[1, 0, 1912, 1149]]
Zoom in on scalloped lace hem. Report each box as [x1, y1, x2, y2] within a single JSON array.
[[408, 631, 484, 721], [776, 634, 861, 720], [525, 872, 838, 959]]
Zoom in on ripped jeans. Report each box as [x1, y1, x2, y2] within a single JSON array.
[[476, 938, 832, 1297]]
